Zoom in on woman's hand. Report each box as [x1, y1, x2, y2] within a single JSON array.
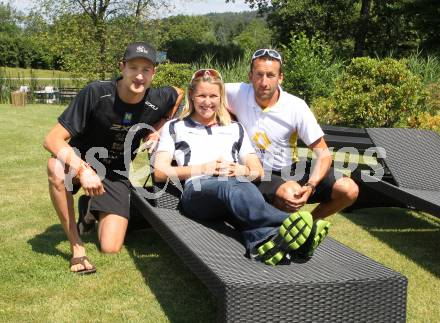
[[201, 158, 225, 176], [225, 163, 249, 177], [202, 158, 249, 177]]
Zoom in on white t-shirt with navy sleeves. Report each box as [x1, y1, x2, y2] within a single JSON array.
[[156, 117, 256, 183], [225, 82, 324, 171]]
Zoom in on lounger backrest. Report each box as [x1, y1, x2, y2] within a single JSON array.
[[367, 128, 440, 191]]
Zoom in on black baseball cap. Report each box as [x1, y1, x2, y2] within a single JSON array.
[[123, 42, 157, 63]]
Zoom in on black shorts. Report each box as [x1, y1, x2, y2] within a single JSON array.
[[255, 163, 342, 204], [71, 176, 132, 220]]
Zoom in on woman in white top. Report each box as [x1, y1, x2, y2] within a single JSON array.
[[153, 69, 330, 265]]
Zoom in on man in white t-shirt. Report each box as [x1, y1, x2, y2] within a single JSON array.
[[225, 49, 359, 219]]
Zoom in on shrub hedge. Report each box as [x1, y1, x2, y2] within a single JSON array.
[[312, 57, 428, 128], [152, 62, 193, 90]]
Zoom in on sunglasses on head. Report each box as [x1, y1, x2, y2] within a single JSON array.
[[251, 49, 282, 64], [190, 69, 223, 82]]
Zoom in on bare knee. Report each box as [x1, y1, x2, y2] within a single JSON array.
[[100, 241, 123, 254], [276, 181, 301, 198], [333, 177, 359, 204], [98, 213, 127, 254]]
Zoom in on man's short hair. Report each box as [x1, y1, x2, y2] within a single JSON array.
[[250, 56, 283, 75], [250, 49, 283, 74]]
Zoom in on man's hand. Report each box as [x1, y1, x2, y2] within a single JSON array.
[[288, 185, 314, 209], [78, 164, 105, 196], [139, 131, 161, 153], [274, 181, 313, 212]]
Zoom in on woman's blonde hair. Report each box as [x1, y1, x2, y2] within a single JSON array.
[[179, 69, 231, 126]]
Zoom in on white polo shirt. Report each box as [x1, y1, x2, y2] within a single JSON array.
[[157, 117, 256, 183], [225, 82, 324, 171]]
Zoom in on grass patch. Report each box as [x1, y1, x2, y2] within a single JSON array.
[[0, 67, 72, 79], [0, 104, 215, 322], [0, 104, 439, 322], [0, 67, 83, 100]]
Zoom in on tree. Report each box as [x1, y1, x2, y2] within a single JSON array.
[[0, 3, 55, 68], [22, 11, 57, 69], [233, 19, 273, 54], [406, 0, 440, 53], [159, 15, 216, 47], [0, 3, 20, 34], [35, 0, 182, 78], [207, 11, 258, 44], [50, 12, 102, 80], [230, 0, 434, 57], [229, 0, 358, 56], [157, 14, 248, 63], [0, 3, 20, 66], [353, 0, 372, 57]]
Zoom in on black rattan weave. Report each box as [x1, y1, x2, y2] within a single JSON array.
[[367, 128, 440, 190], [131, 187, 407, 322], [364, 128, 440, 215]]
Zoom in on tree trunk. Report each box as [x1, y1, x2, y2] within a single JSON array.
[[353, 0, 372, 57], [96, 22, 107, 79]]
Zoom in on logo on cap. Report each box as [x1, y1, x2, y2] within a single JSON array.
[[137, 46, 149, 54]]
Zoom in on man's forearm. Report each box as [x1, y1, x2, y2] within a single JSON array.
[[44, 137, 84, 172], [308, 148, 332, 186]]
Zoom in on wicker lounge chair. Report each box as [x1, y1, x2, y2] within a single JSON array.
[[300, 126, 440, 216], [130, 182, 407, 322], [321, 127, 440, 217], [354, 128, 440, 216]]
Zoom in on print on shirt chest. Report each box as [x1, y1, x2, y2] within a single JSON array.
[[247, 116, 293, 156], [175, 128, 238, 165], [104, 110, 146, 163]]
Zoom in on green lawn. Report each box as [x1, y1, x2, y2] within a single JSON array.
[[0, 104, 439, 322], [0, 67, 80, 93], [0, 67, 72, 79]]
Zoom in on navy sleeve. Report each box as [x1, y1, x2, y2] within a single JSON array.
[[58, 85, 96, 137]]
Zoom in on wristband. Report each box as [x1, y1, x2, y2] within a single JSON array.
[[304, 182, 316, 195], [76, 162, 94, 178]]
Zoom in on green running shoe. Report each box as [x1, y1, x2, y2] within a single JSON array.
[[257, 211, 314, 266], [292, 219, 331, 261]]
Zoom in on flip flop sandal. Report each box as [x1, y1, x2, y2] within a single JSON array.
[[292, 219, 331, 261], [70, 256, 96, 275], [257, 211, 313, 266], [77, 195, 95, 235]]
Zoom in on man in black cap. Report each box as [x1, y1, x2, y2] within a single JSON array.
[[44, 41, 183, 274]]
